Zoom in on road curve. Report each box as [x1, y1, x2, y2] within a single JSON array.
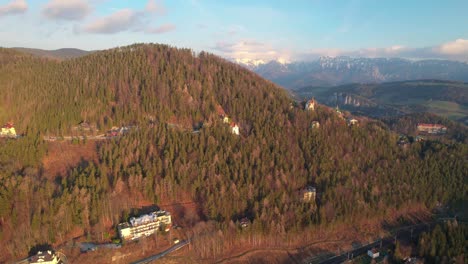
[[131, 240, 189, 264], [316, 223, 434, 264]]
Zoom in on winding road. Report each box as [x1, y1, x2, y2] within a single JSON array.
[[131, 240, 190, 264], [316, 222, 435, 264]]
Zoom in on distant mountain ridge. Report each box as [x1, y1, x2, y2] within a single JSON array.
[[13, 47, 92, 60], [237, 56, 468, 89]]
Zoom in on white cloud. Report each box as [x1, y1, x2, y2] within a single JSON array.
[[213, 40, 291, 62], [80, 0, 174, 35], [42, 0, 91, 21], [83, 9, 139, 34], [147, 23, 175, 34], [438, 39, 468, 55], [0, 0, 27, 16]]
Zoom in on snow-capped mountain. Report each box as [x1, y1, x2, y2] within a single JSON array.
[[232, 57, 290, 70], [233, 58, 267, 69], [235, 56, 468, 89]]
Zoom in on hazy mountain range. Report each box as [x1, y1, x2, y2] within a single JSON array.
[[12, 47, 92, 60], [237, 57, 468, 89]]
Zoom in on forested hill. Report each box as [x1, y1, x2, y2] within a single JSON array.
[[0, 44, 466, 262], [0, 44, 290, 134]]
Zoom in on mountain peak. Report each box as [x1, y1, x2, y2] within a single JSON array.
[[234, 58, 266, 67], [233, 57, 291, 69]]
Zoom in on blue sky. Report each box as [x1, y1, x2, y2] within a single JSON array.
[[0, 0, 467, 61]]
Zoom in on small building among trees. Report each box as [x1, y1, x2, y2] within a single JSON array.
[[118, 210, 172, 241], [29, 250, 60, 264], [305, 98, 316, 111], [311, 121, 320, 129], [0, 122, 16, 138], [347, 118, 358, 126], [417, 123, 447, 134], [301, 185, 316, 202], [231, 122, 240, 135], [367, 248, 379, 259], [240, 217, 250, 228]]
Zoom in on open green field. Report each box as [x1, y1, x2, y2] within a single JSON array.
[[423, 100, 468, 120]]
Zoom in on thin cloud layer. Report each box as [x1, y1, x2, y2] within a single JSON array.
[[42, 0, 91, 21], [0, 0, 27, 16], [147, 23, 175, 34], [83, 9, 139, 34], [213, 38, 468, 63], [296, 46, 468, 62]]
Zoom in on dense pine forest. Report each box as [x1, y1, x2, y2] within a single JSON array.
[[417, 221, 467, 263], [0, 44, 466, 262]]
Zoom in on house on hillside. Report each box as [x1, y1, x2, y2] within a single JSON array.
[[311, 121, 320, 129], [29, 250, 60, 264], [415, 135, 425, 142], [301, 185, 316, 202], [231, 122, 240, 135], [417, 123, 447, 134], [0, 122, 16, 138], [367, 248, 379, 259], [240, 217, 250, 228], [305, 98, 316, 111], [347, 118, 358, 126], [118, 210, 172, 241], [223, 116, 231, 124], [398, 135, 410, 147]]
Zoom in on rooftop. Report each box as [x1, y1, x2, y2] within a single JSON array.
[[417, 123, 446, 128], [30, 250, 57, 263], [128, 210, 170, 227], [2, 122, 14, 128]]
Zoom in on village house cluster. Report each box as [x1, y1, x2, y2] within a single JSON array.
[[216, 104, 240, 135], [118, 210, 172, 241]]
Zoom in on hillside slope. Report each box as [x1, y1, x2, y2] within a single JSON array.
[[1, 44, 290, 134], [0, 44, 466, 263]]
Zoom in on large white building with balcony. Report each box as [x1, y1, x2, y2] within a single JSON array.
[[118, 210, 172, 241]]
